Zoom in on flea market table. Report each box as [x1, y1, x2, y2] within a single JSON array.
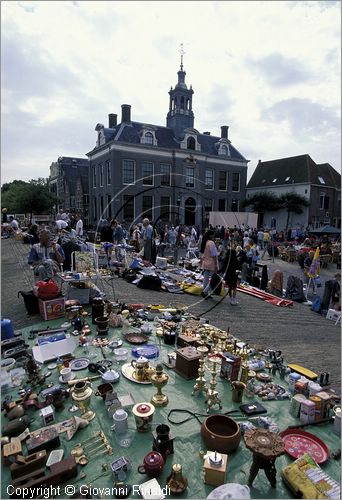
[[1, 316, 340, 500]]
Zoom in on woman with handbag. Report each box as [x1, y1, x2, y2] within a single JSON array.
[[200, 229, 218, 299]]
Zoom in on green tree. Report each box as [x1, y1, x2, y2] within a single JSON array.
[[242, 192, 281, 225], [279, 192, 310, 230], [1, 179, 57, 220]]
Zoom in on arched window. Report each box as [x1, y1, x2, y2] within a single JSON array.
[[221, 145, 228, 155], [187, 137, 196, 150], [181, 96, 185, 109], [186, 98, 190, 110], [144, 132, 154, 145]]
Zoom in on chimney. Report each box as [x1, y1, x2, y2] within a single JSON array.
[[258, 159, 262, 164], [108, 113, 117, 128], [121, 104, 131, 123], [221, 126, 229, 139]]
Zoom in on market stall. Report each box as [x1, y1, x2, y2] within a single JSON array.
[[1, 306, 340, 499]]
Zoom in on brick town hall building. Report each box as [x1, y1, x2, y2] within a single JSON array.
[[87, 58, 249, 229]]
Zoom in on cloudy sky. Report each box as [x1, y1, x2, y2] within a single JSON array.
[[1, 1, 341, 185]]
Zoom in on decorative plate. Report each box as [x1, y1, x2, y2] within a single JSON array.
[[131, 344, 159, 360], [69, 358, 90, 371], [279, 429, 330, 464], [125, 333, 149, 345], [256, 372, 272, 382], [107, 339, 123, 350], [121, 363, 152, 384]]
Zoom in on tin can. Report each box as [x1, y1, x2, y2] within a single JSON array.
[[309, 395, 322, 422], [315, 391, 332, 419], [290, 394, 306, 418], [288, 373, 300, 394], [300, 399, 316, 424], [333, 405, 341, 437], [294, 380, 307, 395], [308, 381, 322, 396]]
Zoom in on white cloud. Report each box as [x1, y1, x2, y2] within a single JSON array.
[[1, 0, 340, 184]]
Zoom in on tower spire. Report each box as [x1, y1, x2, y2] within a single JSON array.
[[179, 43, 185, 71]]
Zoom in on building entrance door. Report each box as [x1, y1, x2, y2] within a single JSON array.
[[184, 197, 196, 226]]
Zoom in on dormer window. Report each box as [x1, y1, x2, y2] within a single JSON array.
[[318, 176, 325, 184], [187, 137, 196, 150], [180, 130, 201, 152], [217, 139, 230, 156], [144, 132, 154, 145], [141, 128, 157, 146], [285, 176, 291, 182], [272, 178, 277, 183]]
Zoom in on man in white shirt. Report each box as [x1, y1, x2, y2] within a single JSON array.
[[9, 216, 19, 231], [55, 219, 68, 231], [75, 214, 83, 237]]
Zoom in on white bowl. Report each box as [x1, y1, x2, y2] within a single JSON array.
[[114, 348, 128, 361]]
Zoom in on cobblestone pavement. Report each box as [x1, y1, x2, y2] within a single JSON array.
[[1, 238, 341, 385]]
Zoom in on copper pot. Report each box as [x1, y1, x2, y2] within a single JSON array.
[[201, 414, 241, 453]]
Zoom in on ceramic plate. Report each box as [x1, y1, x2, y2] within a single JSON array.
[[125, 333, 148, 345], [108, 339, 123, 349], [131, 344, 159, 359], [279, 429, 330, 464], [47, 363, 58, 370], [121, 363, 151, 384], [69, 358, 90, 371], [59, 373, 76, 383]]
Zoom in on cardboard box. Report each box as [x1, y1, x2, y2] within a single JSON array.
[[39, 297, 65, 321], [66, 284, 90, 304], [326, 308, 341, 322]]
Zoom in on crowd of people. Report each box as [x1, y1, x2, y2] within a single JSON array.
[[1, 206, 340, 311]]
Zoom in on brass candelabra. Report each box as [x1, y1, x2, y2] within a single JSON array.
[[205, 356, 222, 413], [192, 345, 209, 397]]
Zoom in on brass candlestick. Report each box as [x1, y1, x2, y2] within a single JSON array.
[[192, 345, 208, 396], [205, 356, 222, 413], [151, 364, 169, 407]]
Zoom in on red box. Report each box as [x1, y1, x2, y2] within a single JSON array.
[[220, 353, 241, 382], [38, 297, 65, 321]]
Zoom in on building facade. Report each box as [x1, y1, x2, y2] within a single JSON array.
[[86, 61, 249, 229], [246, 154, 341, 230], [49, 156, 90, 223]]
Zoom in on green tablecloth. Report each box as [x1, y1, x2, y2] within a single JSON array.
[[1, 318, 341, 499]]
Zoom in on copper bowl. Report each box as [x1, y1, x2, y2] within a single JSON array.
[[201, 414, 241, 453]]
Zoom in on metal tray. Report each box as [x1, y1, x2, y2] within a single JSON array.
[[124, 333, 148, 345]]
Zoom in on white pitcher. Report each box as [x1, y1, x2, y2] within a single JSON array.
[[111, 409, 128, 434]]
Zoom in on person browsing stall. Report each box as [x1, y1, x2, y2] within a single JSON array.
[[200, 229, 218, 299], [28, 229, 65, 280]]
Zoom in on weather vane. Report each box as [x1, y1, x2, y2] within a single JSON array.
[[179, 43, 185, 70]]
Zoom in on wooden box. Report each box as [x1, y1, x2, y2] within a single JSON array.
[[2, 439, 22, 466], [174, 346, 201, 379], [176, 334, 200, 349], [39, 297, 65, 321], [203, 451, 228, 486]]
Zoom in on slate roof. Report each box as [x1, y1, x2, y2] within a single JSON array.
[[247, 154, 340, 189], [59, 157, 89, 194], [89, 122, 247, 162]]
